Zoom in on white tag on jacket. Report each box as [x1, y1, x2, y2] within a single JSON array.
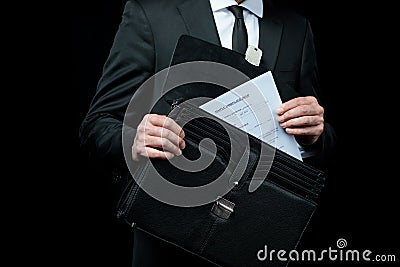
[[245, 46, 262, 66]]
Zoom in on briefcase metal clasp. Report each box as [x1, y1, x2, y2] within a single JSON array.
[[211, 197, 235, 219]]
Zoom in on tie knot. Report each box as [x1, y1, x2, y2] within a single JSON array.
[[228, 5, 244, 19]]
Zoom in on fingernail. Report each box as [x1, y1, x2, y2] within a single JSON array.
[[276, 107, 284, 115], [180, 140, 186, 149], [281, 122, 286, 128], [176, 150, 182, 156]]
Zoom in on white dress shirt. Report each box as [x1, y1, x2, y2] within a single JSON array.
[[209, 0, 263, 50]]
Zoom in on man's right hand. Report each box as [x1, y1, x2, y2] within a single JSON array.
[[132, 114, 186, 161]]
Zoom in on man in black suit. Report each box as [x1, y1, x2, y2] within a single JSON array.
[[80, 0, 336, 266]]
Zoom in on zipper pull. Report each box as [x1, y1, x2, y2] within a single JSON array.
[[167, 97, 184, 112]]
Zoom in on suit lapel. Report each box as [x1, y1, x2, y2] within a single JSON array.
[[258, 14, 283, 71], [177, 0, 221, 46]]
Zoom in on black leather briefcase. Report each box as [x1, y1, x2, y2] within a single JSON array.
[[117, 101, 325, 267]]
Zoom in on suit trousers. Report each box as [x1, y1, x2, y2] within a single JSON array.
[[132, 228, 217, 267]]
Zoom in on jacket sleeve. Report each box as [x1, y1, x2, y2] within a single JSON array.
[[79, 0, 155, 171], [299, 21, 337, 169]]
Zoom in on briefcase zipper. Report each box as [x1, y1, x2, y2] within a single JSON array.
[[167, 98, 185, 112]]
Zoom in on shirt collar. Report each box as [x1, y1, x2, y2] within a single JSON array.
[[209, 0, 263, 18]]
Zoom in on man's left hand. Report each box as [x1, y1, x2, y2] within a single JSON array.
[[276, 96, 324, 146]]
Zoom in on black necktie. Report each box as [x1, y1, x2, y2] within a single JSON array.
[[228, 5, 248, 54]]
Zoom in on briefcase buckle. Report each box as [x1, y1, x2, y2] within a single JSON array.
[[211, 197, 235, 219]]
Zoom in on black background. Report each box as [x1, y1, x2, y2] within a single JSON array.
[[73, 1, 398, 266]]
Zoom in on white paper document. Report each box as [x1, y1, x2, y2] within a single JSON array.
[[200, 71, 302, 161]]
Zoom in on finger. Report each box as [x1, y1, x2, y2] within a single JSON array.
[[277, 104, 323, 123], [284, 124, 324, 136], [280, 115, 324, 129], [179, 138, 186, 150], [143, 135, 182, 156], [276, 96, 318, 115], [145, 114, 184, 138], [140, 124, 185, 149], [138, 147, 175, 160]]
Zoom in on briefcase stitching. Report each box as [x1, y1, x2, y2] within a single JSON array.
[[275, 153, 324, 177], [183, 123, 231, 162], [268, 170, 319, 199], [199, 215, 220, 255], [273, 162, 323, 191], [274, 161, 323, 186], [267, 172, 319, 203], [120, 161, 152, 223], [229, 149, 258, 191]]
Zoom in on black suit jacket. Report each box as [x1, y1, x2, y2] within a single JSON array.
[[80, 0, 336, 175]]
